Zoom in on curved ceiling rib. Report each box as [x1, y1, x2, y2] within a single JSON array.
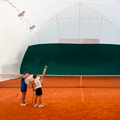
[[0, 0, 20, 19], [0, 3, 76, 39]]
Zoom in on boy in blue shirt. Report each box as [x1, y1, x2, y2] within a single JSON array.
[[20, 71, 29, 106]]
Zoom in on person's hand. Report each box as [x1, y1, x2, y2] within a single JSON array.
[[40, 75, 42, 78], [24, 75, 28, 77]]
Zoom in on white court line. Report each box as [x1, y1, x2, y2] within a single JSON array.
[[83, 101, 120, 103], [0, 92, 18, 101], [80, 76, 84, 102], [81, 88, 85, 102]]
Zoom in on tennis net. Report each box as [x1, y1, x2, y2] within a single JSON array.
[[0, 74, 120, 88]]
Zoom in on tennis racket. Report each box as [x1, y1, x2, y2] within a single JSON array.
[[25, 76, 34, 84], [17, 92, 22, 99]]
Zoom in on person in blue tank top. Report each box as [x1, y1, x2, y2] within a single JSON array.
[[20, 71, 29, 106]]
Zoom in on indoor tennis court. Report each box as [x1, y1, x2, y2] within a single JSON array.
[[0, 76, 120, 120], [1, 0, 120, 120]]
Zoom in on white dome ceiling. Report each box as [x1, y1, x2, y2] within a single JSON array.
[[29, 4, 120, 45], [0, 0, 120, 74]]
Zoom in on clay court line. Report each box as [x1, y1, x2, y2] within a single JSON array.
[[81, 88, 84, 102], [80, 76, 84, 102], [0, 92, 18, 101], [83, 100, 120, 102]]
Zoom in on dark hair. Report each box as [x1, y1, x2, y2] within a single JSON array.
[[33, 74, 38, 79], [24, 71, 29, 75]]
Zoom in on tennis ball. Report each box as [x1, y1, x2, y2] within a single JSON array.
[[33, 87, 36, 91], [45, 66, 47, 68]]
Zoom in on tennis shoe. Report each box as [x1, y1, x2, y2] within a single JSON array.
[[23, 102, 28, 105], [21, 103, 27, 106], [38, 104, 43, 107], [21, 103, 23, 106], [34, 103, 38, 107]]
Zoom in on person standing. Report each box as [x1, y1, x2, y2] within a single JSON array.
[[20, 71, 29, 106], [33, 74, 43, 107]]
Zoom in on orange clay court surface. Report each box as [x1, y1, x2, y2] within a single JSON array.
[[0, 76, 120, 120]]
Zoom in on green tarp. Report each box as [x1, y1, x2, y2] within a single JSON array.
[[20, 44, 120, 75]]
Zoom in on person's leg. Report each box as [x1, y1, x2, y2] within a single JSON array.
[[38, 95, 43, 107], [21, 91, 25, 103], [24, 92, 26, 103], [35, 95, 38, 104], [39, 95, 41, 105], [21, 91, 27, 106], [34, 95, 38, 107]]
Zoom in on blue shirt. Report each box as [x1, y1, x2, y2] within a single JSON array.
[[20, 75, 27, 90]]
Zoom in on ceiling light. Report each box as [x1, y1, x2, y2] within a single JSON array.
[[18, 11, 25, 20], [29, 25, 36, 31]]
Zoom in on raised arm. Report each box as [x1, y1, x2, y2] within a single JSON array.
[[22, 74, 31, 79], [39, 77, 43, 86], [39, 66, 47, 86], [22, 76, 27, 79]]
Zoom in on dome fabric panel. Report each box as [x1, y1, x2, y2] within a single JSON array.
[[0, 0, 120, 74], [30, 4, 120, 45]]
